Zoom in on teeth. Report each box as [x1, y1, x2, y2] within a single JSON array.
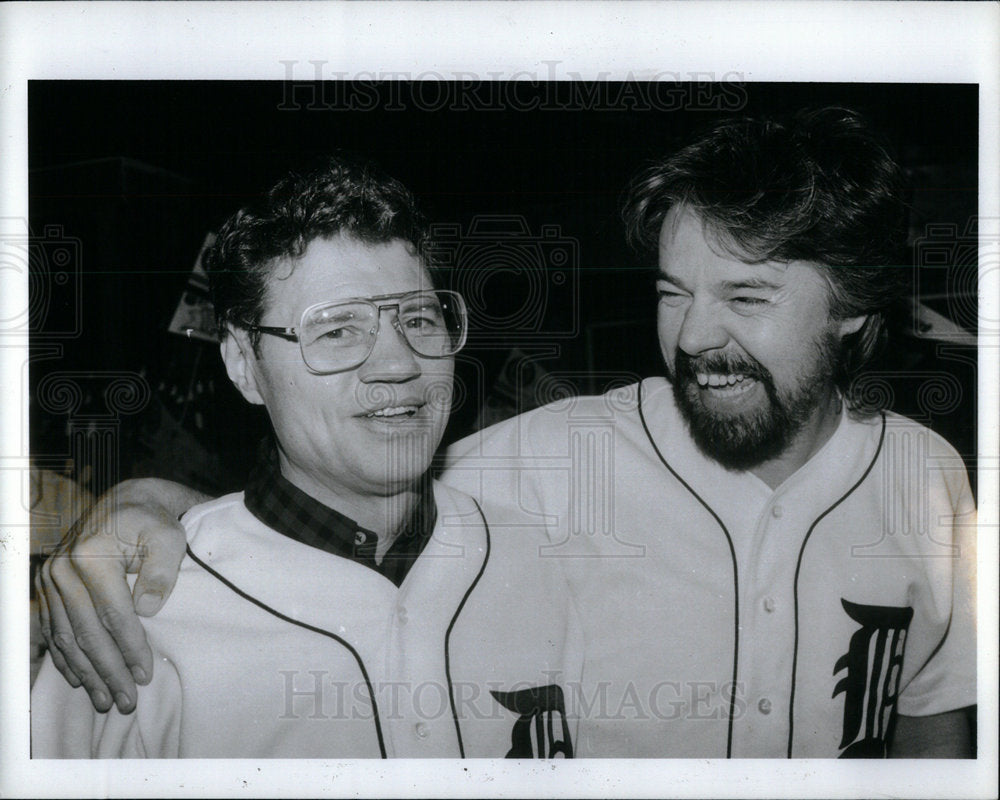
[[696, 373, 747, 388], [367, 405, 418, 418]]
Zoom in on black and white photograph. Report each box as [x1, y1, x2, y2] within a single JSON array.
[[2, 3, 997, 798]]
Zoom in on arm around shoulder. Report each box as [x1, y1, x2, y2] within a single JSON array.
[[35, 477, 210, 714]]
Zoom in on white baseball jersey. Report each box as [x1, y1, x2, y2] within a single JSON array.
[[443, 377, 976, 758], [31, 481, 584, 758]]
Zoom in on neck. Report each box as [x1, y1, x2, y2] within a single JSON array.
[[748, 388, 844, 490], [277, 455, 422, 560]]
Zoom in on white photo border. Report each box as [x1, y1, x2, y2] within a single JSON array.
[[1, 2, 997, 798]]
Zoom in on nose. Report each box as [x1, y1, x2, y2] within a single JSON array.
[[358, 310, 421, 383], [676, 297, 729, 356]]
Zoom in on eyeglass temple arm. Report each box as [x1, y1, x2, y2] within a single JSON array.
[[247, 324, 300, 342]]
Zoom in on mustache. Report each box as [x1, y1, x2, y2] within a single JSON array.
[[674, 350, 771, 383]]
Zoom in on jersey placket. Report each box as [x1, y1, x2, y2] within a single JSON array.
[[382, 491, 490, 757], [382, 581, 460, 756], [729, 491, 800, 757]]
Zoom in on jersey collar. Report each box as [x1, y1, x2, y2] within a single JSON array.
[[243, 438, 437, 587]]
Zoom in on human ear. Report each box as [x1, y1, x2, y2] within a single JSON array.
[[838, 314, 868, 338], [220, 325, 265, 406]]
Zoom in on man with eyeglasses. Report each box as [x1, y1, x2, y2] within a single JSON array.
[[31, 157, 583, 758]]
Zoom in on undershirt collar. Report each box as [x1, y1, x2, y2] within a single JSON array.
[[243, 439, 437, 587]]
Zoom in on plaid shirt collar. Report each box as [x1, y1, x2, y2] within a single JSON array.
[[244, 439, 437, 587]]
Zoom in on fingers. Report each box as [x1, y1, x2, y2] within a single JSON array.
[[60, 500, 186, 692], [32, 480, 195, 715], [35, 568, 81, 688], [69, 528, 158, 684], [40, 554, 121, 712], [131, 519, 187, 618]]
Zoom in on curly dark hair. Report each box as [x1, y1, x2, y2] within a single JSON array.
[[204, 154, 429, 350], [622, 106, 909, 403]]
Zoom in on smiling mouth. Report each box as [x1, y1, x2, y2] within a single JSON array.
[[692, 372, 759, 398], [364, 405, 420, 419], [696, 372, 748, 387]]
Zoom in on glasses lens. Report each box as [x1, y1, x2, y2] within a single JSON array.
[[300, 301, 377, 372], [398, 291, 467, 357], [296, 291, 467, 373]]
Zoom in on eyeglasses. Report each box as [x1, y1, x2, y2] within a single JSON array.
[[244, 289, 468, 374]]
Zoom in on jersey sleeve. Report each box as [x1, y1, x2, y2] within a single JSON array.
[[896, 443, 977, 718], [31, 649, 183, 758]]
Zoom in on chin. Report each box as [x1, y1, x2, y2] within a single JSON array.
[[368, 471, 432, 497], [674, 380, 796, 471], [362, 443, 438, 487]]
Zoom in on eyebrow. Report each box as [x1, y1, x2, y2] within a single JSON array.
[[399, 294, 441, 308], [313, 308, 361, 323], [719, 277, 782, 292], [656, 271, 782, 292], [656, 270, 690, 291]]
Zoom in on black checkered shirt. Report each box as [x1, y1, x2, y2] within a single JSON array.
[[244, 439, 437, 587]]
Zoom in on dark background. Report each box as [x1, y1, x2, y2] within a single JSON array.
[[28, 81, 979, 497]]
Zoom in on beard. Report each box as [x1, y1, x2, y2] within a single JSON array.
[[667, 335, 840, 472]]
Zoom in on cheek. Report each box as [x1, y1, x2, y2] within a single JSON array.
[[742, 317, 835, 377], [262, 375, 349, 437], [432, 389, 453, 422], [656, 306, 681, 357], [422, 361, 456, 419]]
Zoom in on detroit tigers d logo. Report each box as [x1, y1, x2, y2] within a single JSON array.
[[490, 685, 573, 758], [833, 598, 914, 758]]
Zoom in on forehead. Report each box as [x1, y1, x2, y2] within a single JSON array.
[[264, 234, 432, 316], [657, 207, 829, 292], [657, 207, 763, 274]]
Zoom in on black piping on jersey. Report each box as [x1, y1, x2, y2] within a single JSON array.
[[637, 380, 741, 759], [442, 498, 492, 758], [184, 544, 388, 758], [786, 411, 886, 758]]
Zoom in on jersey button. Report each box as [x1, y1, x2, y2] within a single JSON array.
[[771, 505, 783, 518], [763, 596, 776, 613], [415, 722, 430, 739], [397, 605, 408, 625], [757, 698, 772, 715]]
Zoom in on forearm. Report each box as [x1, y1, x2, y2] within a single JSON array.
[[889, 708, 975, 758], [114, 478, 210, 521]]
